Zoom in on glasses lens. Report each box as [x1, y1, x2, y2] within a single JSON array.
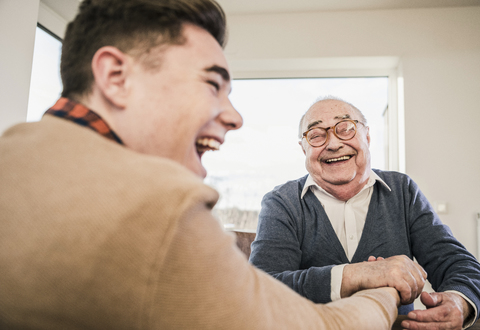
[[307, 128, 327, 146], [335, 121, 356, 140]]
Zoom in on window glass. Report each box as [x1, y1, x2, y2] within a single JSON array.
[[203, 77, 389, 231], [27, 26, 62, 122]]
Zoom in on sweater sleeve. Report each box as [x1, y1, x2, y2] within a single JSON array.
[[145, 197, 398, 329], [406, 177, 480, 321], [249, 189, 335, 303]]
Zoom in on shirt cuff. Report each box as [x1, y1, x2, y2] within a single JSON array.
[[330, 264, 347, 301], [444, 290, 477, 329]]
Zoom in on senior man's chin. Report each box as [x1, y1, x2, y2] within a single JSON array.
[[320, 169, 357, 186]]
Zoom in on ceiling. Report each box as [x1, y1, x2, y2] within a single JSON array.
[[43, 0, 480, 23], [217, 0, 480, 15]]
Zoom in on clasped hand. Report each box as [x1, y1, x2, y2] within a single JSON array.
[[401, 291, 471, 330], [343, 256, 470, 329], [342, 255, 427, 305]]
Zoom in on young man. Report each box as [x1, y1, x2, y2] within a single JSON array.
[[0, 1, 399, 328]]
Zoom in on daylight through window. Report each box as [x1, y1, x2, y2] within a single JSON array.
[[27, 26, 62, 122], [203, 77, 389, 232]]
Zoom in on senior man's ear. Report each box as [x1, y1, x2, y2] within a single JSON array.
[[91, 46, 130, 110], [298, 140, 307, 155], [366, 126, 371, 146]]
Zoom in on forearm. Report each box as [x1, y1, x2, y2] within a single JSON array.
[[319, 288, 399, 329], [407, 178, 480, 317], [155, 204, 398, 329]]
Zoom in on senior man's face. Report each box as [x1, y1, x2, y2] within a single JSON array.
[[300, 100, 371, 192], [118, 24, 243, 178]]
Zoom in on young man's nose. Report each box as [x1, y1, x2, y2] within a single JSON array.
[[220, 99, 243, 130]]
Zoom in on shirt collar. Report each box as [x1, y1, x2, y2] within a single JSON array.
[[301, 169, 391, 199], [44, 97, 124, 145]]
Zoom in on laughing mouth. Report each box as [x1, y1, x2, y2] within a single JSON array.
[[325, 155, 352, 163], [196, 137, 221, 153]]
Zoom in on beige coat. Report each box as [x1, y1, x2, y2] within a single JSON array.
[[0, 115, 397, 329]]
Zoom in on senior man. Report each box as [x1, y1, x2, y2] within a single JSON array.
[[0, 1, 402, 329], [250, 96, 480, 330]]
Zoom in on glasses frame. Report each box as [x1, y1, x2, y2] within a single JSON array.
[[301, 119, 364, 147]]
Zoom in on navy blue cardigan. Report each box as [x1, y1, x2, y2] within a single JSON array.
[[250, 169, 480, 316]]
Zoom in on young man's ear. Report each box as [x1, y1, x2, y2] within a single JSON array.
[[91, 46, 130, 109]]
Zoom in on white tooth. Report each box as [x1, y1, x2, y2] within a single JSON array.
[[208, 139, 220, 149], [196, 138, 220, 150], [327, 156, 351, 163]]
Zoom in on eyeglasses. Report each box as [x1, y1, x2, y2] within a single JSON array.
[[301, 119, 364, 147]]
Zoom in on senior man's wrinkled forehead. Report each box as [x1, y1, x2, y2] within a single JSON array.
[[298, 97, 367, 138]]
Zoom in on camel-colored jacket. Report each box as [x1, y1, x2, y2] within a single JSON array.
[[0, 115, 398, 329]]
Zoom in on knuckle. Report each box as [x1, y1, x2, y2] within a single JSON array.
[[433, 314, 443, 322], [399, 255, 410, 263]]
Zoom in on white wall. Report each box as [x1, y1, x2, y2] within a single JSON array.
[[224, 6, 480, 257], [0, 0, 40, 134]]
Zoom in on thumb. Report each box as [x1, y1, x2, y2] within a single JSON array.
[[420, 291, 439, 308]]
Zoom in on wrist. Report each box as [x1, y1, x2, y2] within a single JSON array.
[[383, 287, 401, 306], [462, 297, 473, 322], [341, 263, 361, 298]]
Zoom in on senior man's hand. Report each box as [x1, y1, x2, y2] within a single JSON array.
[[341, 255, 427, 305], [400, 291, 472, 330]]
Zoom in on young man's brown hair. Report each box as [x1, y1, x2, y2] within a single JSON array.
[[60, 0, 227, 99]]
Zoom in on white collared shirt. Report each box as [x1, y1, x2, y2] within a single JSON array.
[[301, 170, 391, 261], [301, 170, 391, 301]]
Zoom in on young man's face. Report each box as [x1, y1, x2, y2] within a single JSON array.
[[118, 24, 243, 178]]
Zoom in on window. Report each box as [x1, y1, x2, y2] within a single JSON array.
[[203, 77, 389, 231], [27, 25, 62, 122], [24, 29, 391, 233]]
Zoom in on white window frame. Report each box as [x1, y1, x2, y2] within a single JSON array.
[[227, 56, 405, 173]]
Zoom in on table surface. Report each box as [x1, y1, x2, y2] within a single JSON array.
[[392, 316, 408, 329]]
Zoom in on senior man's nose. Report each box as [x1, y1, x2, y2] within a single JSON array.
[[324, 130, 344, 150]]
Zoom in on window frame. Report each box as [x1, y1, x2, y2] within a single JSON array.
[[37, 23, 62, 42], [227, 57, 405, 172]]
